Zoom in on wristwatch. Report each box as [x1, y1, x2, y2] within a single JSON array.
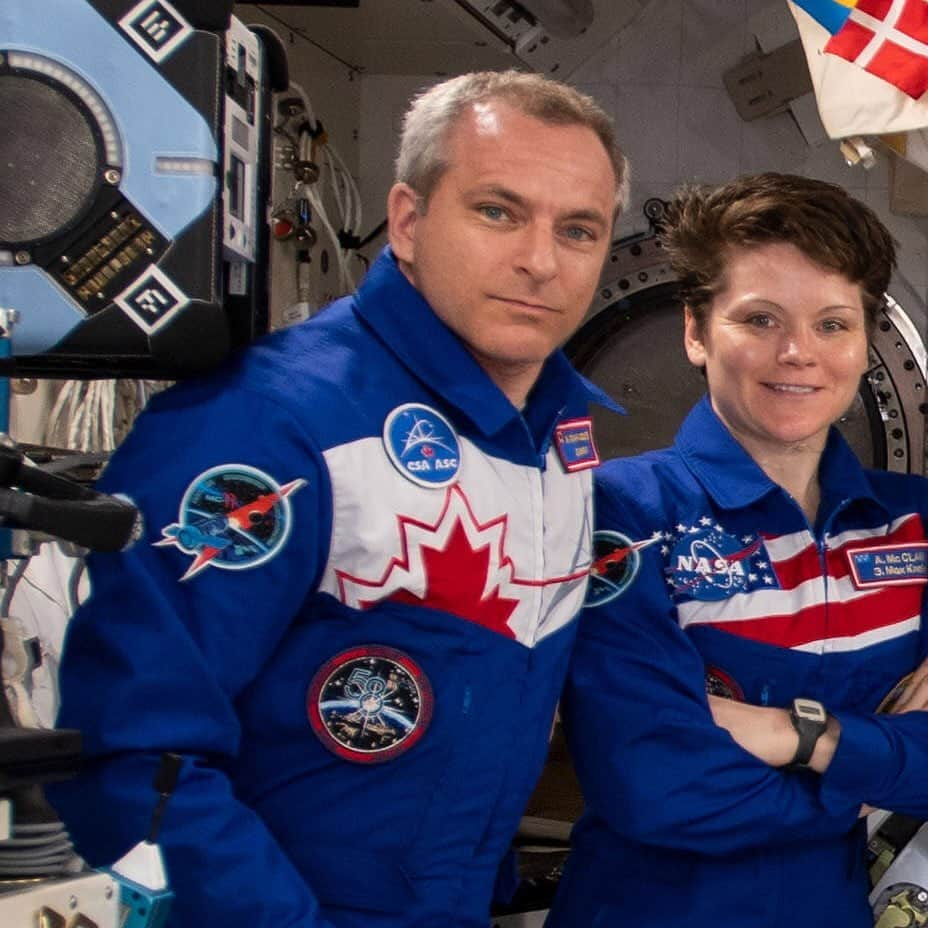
[[786, 698, 828, 769]]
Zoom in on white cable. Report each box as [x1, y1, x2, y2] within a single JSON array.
[[315, 181, 353, 293], [46, 381, 74, 446], [320, 156, 351, 289], [66, 382, 82, 449], [101, 380, 115, 450], [304, 182, 347, 285], [288, 80, 318, 135], [78, 382, 92, 450], [280, 81, 361, 295], [81, 382, 93, 448], [63, 382, 79, 448], [325, 149, 345, 228], [65, 556, 87, 618], [316, 152, 355, 291], [44, 378, 163, 452], [321, 146, 360, 281], [327, 142, 362, 233], [1, 557, 30, 617]]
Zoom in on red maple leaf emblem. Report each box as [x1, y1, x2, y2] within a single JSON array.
[[336, 486, 523, 639], [387, 518, 519, 638]]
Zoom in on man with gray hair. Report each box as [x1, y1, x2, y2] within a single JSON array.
[[51, 70, 627, 928]]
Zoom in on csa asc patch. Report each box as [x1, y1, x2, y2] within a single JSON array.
[[666, 522, 779, 602], [383, 403, 461, 488], [308, 646, 433, 764], [705, 666, 744, 702], [554, 417, 600, 473], [847, 542, 928, 588], [586, 529, 661, 607], [155, 464, 306, 581]]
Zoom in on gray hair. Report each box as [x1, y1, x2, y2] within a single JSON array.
[[395, 70, 629, 213]]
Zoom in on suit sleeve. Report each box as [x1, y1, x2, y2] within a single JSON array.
[[562, 481, 861, 858], [48, 381, 337, 928], [819, 483, 928, 819], [821, 639, 928, 818]]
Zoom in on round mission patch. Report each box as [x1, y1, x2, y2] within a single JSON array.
[[307, 645, 433, 764], [705, 666, 744, 702]]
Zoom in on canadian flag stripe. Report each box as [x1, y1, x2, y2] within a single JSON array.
[[335, 484, 586, 640]]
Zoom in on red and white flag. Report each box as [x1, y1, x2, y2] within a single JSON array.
[[826, 0, 928, 99], [788, 0, 928, 136]]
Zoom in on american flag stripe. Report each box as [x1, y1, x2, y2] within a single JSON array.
[[683, 594, 920, 650], [826, 512, 923, 549], [760, 512, 921, 560], [759, 529, 816, 563], [678, 574, 883, 627], [678, 511, 925, 651], [763, 539, 827, 588], [760, 513, 924, 588], [795, 614, 922, 653]]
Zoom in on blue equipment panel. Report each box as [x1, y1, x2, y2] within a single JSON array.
[[0, 0, 263, 378]]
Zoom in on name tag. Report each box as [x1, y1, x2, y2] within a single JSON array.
[[554, 417, 600, 472], [847, 542, 928, 588]]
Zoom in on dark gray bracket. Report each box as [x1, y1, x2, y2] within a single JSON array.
[[723, 39, 814, 121]]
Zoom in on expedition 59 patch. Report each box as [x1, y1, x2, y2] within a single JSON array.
[[307, 646, 433, 763]]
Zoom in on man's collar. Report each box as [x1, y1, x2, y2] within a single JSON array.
[[675, 395, 882, 511], [354, 248, 622, 437]]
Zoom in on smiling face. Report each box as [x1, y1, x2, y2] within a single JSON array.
[[388, 100, 617, 407], [684, 241, 870, 461]]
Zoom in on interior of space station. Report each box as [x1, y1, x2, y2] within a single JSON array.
[[1, 3, 927, 927]]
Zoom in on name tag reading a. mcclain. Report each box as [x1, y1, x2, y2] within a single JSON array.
[[846, 542, 928, 588]]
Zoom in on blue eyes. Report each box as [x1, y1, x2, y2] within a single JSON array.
[[565, 226, 593, 242], [477, 205, 595, 242], [480, 205, 506, 221]]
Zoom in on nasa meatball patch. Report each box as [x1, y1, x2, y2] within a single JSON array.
[[308, 646, 433, 764], [155, 464, 305, 581], [665, 521, 779, 602]]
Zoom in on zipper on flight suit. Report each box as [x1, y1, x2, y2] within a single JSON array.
[[816, 498, 852, 650]]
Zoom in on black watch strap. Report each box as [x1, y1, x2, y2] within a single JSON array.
[[787, 698, 828, 769]]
